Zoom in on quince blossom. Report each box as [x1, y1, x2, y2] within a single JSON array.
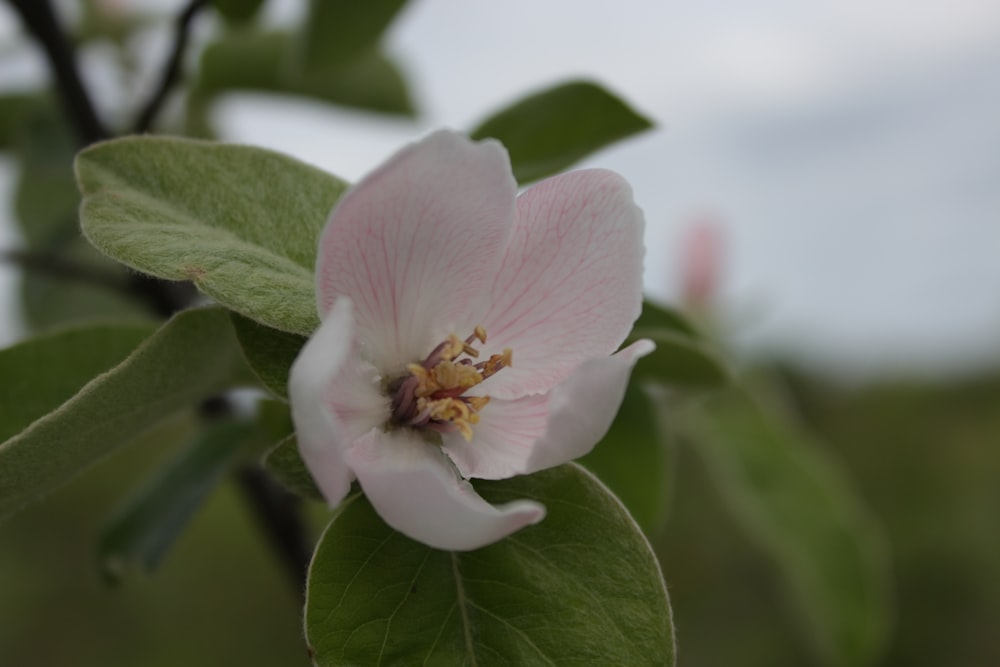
[[289, 130, 652, 551]]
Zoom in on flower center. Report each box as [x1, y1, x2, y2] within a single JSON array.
[[388, 326, 511, 441]]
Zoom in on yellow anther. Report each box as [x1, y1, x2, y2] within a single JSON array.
[[466, 395, 490, 412], [461, 341, 480, 358], [473, 326, 487, 344], [431, 360, 482, 390]]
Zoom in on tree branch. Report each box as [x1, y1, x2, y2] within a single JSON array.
[[236, 466, 312, 603], [7, 0, 106, 145], [133, 0, 208, 134]]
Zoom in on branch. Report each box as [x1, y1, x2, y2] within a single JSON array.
[[7, 0, 106, 145], [236, 466, 312, 603], [133, 0, 208, 134]]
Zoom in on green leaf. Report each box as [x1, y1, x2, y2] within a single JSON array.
[[471, 80, 653, 183], [98, 418, 260, 582], [636, 298, 700, 337], [230, 313, 306, 400], [76, 136, 349, 334], [0, 307, 257, 521], [211, 0, 265, 24], [192, 31, 414, 122], [631, 328, 730, 388], [0, 323, 155, 443], [13, 100, 79, 249], [300, 0, 409, 68], [0, 93, 34, 149], [262, 434, 323, 501], [305, 463, 674, 665], [579, 381, 671, 534], [684, 391, 891, 667]]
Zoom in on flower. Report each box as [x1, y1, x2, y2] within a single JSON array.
[[289, 130, 653, 551]]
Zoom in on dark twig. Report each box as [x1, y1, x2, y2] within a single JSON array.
[[133, 0, 208, 134], [7, 0, 107, 145], [235, 466, 312, 603]]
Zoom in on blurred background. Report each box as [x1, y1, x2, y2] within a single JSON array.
[[1, 0, 998, 665]]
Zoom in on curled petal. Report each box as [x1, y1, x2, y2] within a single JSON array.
[[478, 169, 645, 399], [346, 430, 546, 551], [444, 339, 655, 480], [288, 298, 357, 506], [315, 130, 517, 375]]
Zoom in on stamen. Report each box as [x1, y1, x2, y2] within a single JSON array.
[[389, 326, 510, 442]]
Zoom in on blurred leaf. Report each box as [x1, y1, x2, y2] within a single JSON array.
[[0, 307, 257, 521], [263, 434, 323, 501], [306, 463, 674, 666], [256, 398, 294, 443], [631, 327, 729, 388], [211, 0, 265, 24], [19, 239, 152, 331], [77, 1, 152, 45], [230, 313, 307, 400], [192, 30, 414, 129], [76, 136, 349, 335], [13, 100, 79, 249], [0, 322, 154, 444], [300, 0, 408, 68], [579, 381, 671, 533], [0, 93, 34, 149], [98, 418, 260, 582], [471, 80, 652, 183], [683, 390, 891, 667], [636, 298, 700, 337]]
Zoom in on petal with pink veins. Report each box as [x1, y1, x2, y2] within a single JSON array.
[[444, 339, 655, 480], [315, 131, 517, 375], [477, 169, 645, 399], [346, 429, 546, 551]]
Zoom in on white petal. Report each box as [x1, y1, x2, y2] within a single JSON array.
[[315, 130, 516, 375], [444, 339, 655, 480], [288, 297, 385, 506], [477, 169, 645, 399], [346, 430, 546, 551]]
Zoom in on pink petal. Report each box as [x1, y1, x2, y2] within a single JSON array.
[[315, 130, 517, 375], [288, 298, 358, 505], [290, 297, 389, 506], [477, 169, 645, 399], [443, 339, 655, 480], [346, 429, 546, 551]]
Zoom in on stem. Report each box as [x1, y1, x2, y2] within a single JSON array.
[[7, 0, 107, 145], [133, 0, 208, 134], [236, 466, 312, 603]]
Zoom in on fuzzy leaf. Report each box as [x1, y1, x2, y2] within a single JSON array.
[[471, 80, 652, 183], [263, 434, 323, 501], [300, 0, 409, 68], [0, 307, 256, 520], [192, 30, 414, 123], [230, 313, 306, 400], [579, 381, 671, 534], [98, 418, 260, 582], [76, 136, 349, 334], [305, 463, 674, 665], [684, 391, 891, 667], [631, 328, 730, 388]]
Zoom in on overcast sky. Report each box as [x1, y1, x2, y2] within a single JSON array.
[[2, 0, 1000, 378]]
